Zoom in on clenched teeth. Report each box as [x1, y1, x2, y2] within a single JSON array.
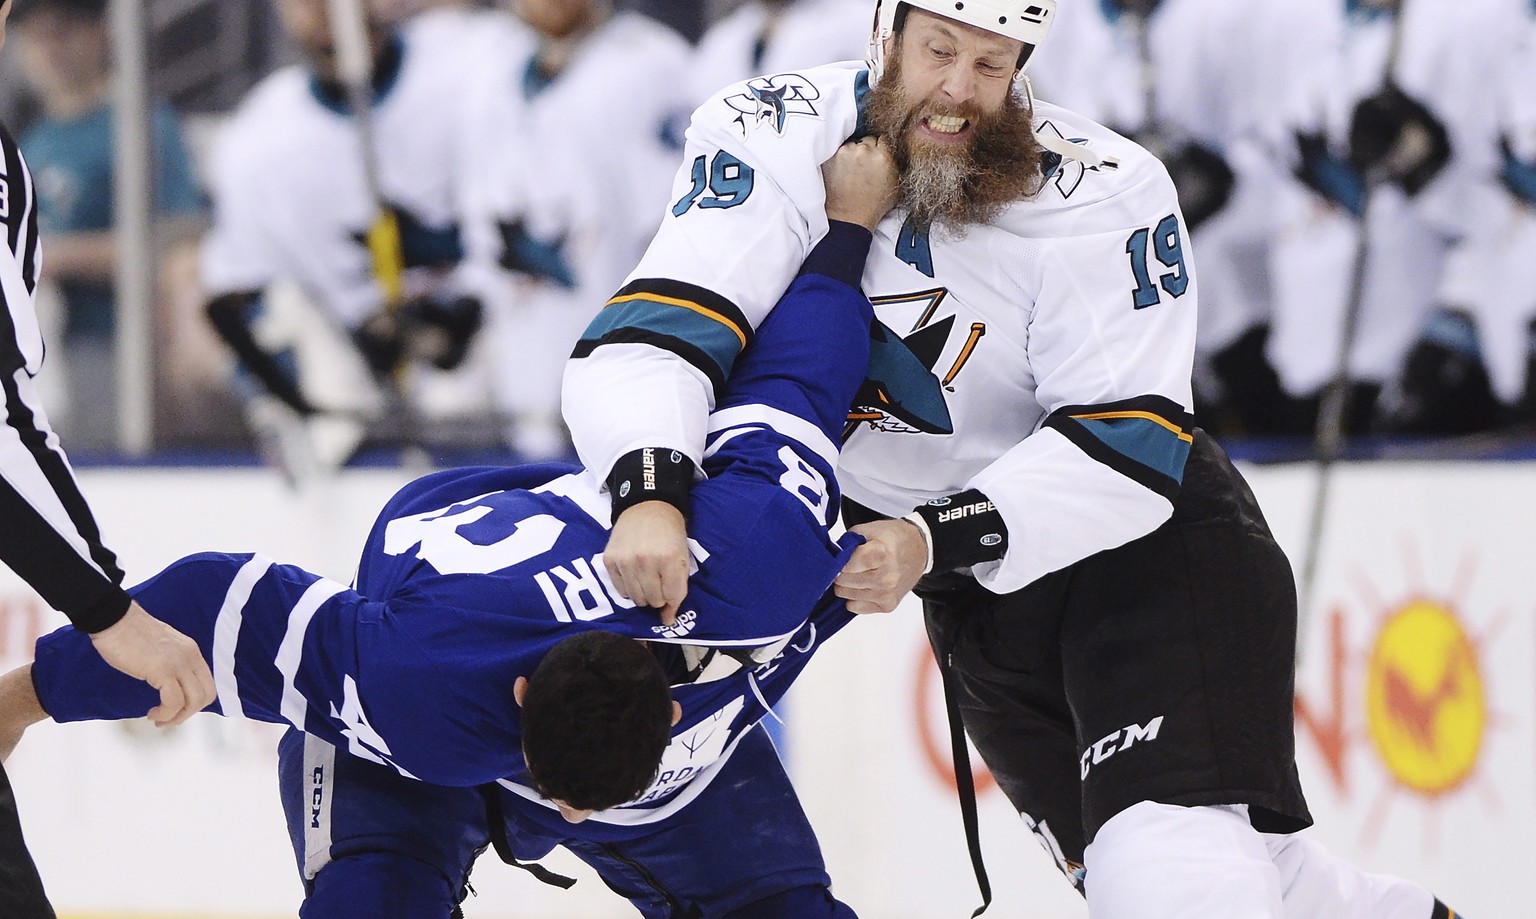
[[926, 115, 967, 134]]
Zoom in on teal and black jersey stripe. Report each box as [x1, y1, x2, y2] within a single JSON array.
[[572, 279, 756, 397], [1429, 899, 1457, 919], [1043, 395, 1195, 502], [849, 69, 872, 142]]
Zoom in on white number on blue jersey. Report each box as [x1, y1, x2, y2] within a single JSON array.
[[776, 444, 829, 518], [383, 494, 567, 575]]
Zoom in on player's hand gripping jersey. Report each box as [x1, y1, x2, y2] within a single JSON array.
[[33, 256, 875, 829], [566, 61, 1198, 592]]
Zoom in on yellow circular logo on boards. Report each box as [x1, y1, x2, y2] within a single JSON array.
[[1364, 601, 1484, 796]]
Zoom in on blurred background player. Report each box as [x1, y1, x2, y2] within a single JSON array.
[[1028, 0, 1312, 436], [198, 0, 509, 477], [1271, 0, 1504, 436], [9, 0, 204, 451], [1387, 0, 1536, 435], [456, 0, 688, 459]]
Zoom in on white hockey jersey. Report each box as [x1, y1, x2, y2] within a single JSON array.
[[1267, 0, 1511, 392], [200, 14, 494, 330], [1301, 0, 1505, 237], [457, 11, 688, 434], [1030, 0, 1248, 148], [565, 61, 1198, 594], [1027, 0, 1302, 353], [1435, 0, 1536, 404]]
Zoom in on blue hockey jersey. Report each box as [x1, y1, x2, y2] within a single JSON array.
[[34, 265, 874, 830]]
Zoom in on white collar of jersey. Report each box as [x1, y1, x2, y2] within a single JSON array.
[[1024, 78, 1120, 171], [1035, 129, 1120, 171], [673, 631, 799, 686]]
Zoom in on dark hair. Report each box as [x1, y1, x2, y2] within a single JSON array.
[[520, 631, 673, 812], [10, 0, 108, 24]]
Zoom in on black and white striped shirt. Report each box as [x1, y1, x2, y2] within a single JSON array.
[[0, 121, 130, 634]]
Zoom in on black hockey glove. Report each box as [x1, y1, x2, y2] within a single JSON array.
[[1379, 309, 1503, 436], [1500, 136, 1536, 207], [1518, 319, 1536, 426], [1348, 83, 1451, 196], [206, 291, 317, 416], [1164, 141, 1236, 231], [401, 294, 484, 371], [498, 219, 577, 289], [1294, 131, 1367, 217], [352, 310, 407, 380]]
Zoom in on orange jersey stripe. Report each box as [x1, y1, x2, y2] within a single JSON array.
[[604, 293, 749, 349], [1071, 410, 1194, 443]]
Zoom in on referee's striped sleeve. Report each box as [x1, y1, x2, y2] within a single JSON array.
[[0, 123, 44, 379], [0, 122, 41, 296], [0, 125, 130, 633]]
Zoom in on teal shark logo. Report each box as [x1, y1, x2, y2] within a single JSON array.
[[846, 289, 985, 438], [725, 74, 822, 136]]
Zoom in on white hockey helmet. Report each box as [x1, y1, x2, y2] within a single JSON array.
[[867, 0, 1057, 84]]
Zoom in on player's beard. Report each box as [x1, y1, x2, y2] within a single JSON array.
[[865, 55, 1045, 232]]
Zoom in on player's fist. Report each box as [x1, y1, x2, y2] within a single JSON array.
[[833, 518, 928, 614], [89, 602, 216, 727], [603, 502, 691, 627], [823, 136, 900, 231]]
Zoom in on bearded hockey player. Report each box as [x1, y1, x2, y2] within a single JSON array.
[[565, 1, 1468, 916]]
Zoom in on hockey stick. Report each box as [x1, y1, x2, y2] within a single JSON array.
[[325, 0, 433, 470], [1294, 0, 1410, 649], [326, 0, 406, 314], [1129, 7, 1168, 160]]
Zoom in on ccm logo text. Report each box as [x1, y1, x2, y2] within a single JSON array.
[[1080, 716, 1165, 779]]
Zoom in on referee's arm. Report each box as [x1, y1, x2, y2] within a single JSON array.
[[0, 129, 214, 727]]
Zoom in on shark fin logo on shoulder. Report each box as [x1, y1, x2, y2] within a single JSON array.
[[725, 74, 823, 136], [1036, 120, 1109, 200]]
